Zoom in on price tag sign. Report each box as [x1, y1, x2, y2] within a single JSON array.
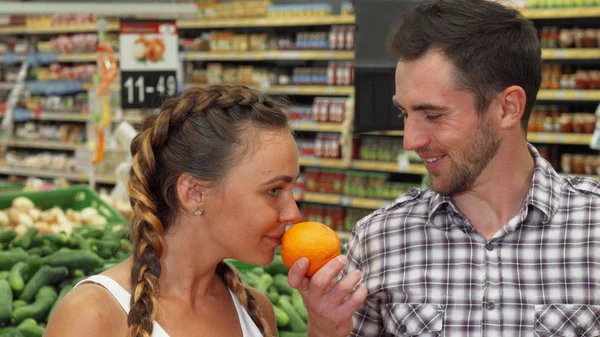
[[120, 20, 179, 109]]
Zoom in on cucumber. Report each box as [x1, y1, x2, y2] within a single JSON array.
[[238, 271, 260, 287], [265, 255, 288, 275], [24, 248, 41, 256], [273, 305, 289, 328], [21, 255, 41, 284], [47, 283, 73, 320], [68, 233, 90, 251], [254, 273, 273, 294], [17, 228, 37, 250], [40, 250, 104, 271], [250, 267, 266, 276], [12, 300, 27, 310], [20, 266, 68, 302], [277, 296, 307, 333], [13, 286, 57, 324], [291, 290, 308, 321], [267, 286, 279, 304], [46, 233, 69, 248], [16, 319, 43, 337], [0, 272, 9, 281], [0, 230, 17, 245], [0, 327, 25, 337], [0, 250, 28, 271], [273, 274, 294, 295], [0, 279, 13, 323], [8, 261, 26, 293]]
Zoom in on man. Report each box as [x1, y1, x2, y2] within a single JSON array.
[[288, 0, 600, 336]]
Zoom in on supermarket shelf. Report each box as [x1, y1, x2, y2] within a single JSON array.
[[0, 82, 15, 91], [351, 160, 427, 175], [299, 157, 347, 168], [0, 165, 116, 184], [363, 130, 405, 137], [177, 15, 355, 29], [520, 7, 600, 19], [55, 53, 98, 63], [35, 111, 88, 122], [269, 85, 354, 96], [527, 132, 592, 145], [295, 191, 392, 210], [537, 90, 600, 101], [291, 121, 344, 133], [184, 50, 354, 61], [542, 49, 600, 60], [0, 22, 119, 35], [6, 139, 83, 151]]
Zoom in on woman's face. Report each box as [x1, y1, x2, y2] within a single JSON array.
[[203, 128, 301, 266]]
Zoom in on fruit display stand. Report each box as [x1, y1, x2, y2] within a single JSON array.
[[0, 185, 130, 335]]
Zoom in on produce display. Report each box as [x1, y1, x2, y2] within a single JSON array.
[[228, 255, 309, 337], [0, 221, 130, 336]]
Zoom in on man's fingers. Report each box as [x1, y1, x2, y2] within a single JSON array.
[[288, 257, 310, 292], [309, 255, 348, 297], [326, 269, 363, 303], [340, 283, 368, 316]]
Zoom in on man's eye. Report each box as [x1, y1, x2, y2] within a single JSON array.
[[398, 112, 408, 120], [426, 114, 441, 120]]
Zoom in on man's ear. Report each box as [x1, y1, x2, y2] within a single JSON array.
[[496, 85, 527, 131]]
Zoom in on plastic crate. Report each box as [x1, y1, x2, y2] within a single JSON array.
[[0, 183, 25, 194], [0, 184, 127, 225]]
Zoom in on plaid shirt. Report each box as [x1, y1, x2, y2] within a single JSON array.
[[344, 144, 600, 337]]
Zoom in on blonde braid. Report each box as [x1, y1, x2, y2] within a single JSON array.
[[219, 262, 274, 337]]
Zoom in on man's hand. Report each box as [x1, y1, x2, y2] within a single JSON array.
[[287, 255, 368, 337]]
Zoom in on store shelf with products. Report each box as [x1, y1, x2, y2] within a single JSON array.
[[6, 139, 83, 151], [294, 191, 393, 210], [542, 49, 600, 60], [177, 15, 355, 29], [537, 90, 600, 101], [291, 121, 344, 133], [269, 85, 354, 96], [0, 165, 116, 184], [527, 132, 592, 145], [0, 22, 120, 36], [350, 160, 427, 174], [183, 50, 354, 61], [520, 7, 600, 19]]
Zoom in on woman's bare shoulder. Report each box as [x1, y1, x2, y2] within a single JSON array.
[[44, 282, 128, 337]]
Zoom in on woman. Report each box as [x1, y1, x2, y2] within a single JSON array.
[[45, 84, 301, 337]]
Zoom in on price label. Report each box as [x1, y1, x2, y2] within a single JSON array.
[[121, 71, 177, 109], [120, 20, 179, 109], [339, 196, 351, 207]]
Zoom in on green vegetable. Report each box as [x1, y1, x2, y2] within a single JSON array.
[[277, 296, 307, 333], [264, 255, 288, 275], [291, 290, 308, 321], [8, 262, 26, 293], [16, 319, 43, 337], [250, 267, 266, 276], [20, 266, 68, 302], [279, 332, 308, 337], [273, 274, 294, 295], [12, 300, 27, 310], [267, 286, 279, 304], [273, 305, 289, 327], [40, 250, 104, 271], [21, 256, 41, 284], [0, 250, 28, 271], [0, 279, 13, 323], [0, 230, 17, 245], [254, 273, 273, 294], [0, 271, 9, 281], [13, 286, 57, 324], [0, 327, 25, 337], [17, 229, 37, 250]]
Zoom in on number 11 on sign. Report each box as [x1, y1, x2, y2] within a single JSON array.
[[121, 70, 177, 109]]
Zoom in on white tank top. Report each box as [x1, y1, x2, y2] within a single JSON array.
[[75, 275, 264, 337]]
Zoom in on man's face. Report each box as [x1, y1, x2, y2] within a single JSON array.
[[394, 50, 501, 196]]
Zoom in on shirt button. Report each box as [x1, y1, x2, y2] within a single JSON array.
[[486, 301, 496, 310], [574, 327, 585, 335], [399, 324, 407, 333], [485, 242, 495, 251]]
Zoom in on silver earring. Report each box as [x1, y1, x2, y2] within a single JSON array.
[[194, 208, 203, 216]]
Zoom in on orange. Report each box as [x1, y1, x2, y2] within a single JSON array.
[[281, 222, 341, 277]]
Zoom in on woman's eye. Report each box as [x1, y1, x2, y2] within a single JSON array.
[[268, 188, 282, 197]]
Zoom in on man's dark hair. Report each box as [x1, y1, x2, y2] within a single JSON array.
[[387, 0, 541, 130]]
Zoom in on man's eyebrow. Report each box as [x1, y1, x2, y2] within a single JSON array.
[[392, 96, 449, 112]]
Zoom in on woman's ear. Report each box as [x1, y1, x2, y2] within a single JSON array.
[[176, 174, 207, 215]]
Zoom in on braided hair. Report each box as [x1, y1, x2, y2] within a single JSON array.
[[127, 84, 288, 337]]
